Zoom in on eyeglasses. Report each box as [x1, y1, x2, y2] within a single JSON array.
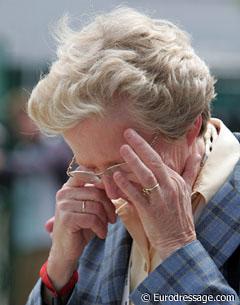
[[66, 133, 159, 184]]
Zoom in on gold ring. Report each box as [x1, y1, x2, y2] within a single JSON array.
[[142, 183, 160, 196], [81, 201, 86, 213]]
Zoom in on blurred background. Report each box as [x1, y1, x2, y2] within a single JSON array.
[[0, 0, 239, 304]]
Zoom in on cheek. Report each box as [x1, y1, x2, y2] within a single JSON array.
[[160, 151, 175, 168], [159, 147, 184, 174]]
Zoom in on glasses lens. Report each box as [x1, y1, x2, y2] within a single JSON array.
[[68, 161, 101, 184], [69, 170, 101, 184], [68, 162, 132, 183]]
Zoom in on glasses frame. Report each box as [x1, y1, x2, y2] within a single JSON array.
[[66, 133, 159, 179]]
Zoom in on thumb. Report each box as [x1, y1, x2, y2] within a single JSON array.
[[182, 153, 202, 190]]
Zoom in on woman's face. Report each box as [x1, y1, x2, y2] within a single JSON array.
[[63, 109, 190, 200]]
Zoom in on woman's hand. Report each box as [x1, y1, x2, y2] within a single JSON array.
[[46, 175, 116, 289], [113, 128, 201, 260]]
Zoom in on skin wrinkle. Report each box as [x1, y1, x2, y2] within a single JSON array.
[[155, 140, 186, 175]]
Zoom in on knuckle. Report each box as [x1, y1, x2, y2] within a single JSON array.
[[103, 199, 111, 209], [98, 197, 108, 208], [149, 157, 160, 168], [56, 188, 69, 201], [96, 189, 109, 202], [93, 189, 105, 202]]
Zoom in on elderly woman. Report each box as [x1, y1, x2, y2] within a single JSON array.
[[26, 7, 240, 305]]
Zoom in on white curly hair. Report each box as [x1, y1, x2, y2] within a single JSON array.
[[28, 7, 216, 139]]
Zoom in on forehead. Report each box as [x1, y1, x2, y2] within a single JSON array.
[[63, 108, 149, 168]]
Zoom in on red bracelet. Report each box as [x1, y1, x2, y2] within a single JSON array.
[[39, 260, 78, 297]]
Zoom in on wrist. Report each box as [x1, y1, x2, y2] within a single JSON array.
[[155, 234, 196, 260], [47, 255, 79, 290], [40, 260, 78, 297]]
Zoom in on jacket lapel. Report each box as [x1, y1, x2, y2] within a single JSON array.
[[101, 217, 132, 305], [195, 159, 240, 268]]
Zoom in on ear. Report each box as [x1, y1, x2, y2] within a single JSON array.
[[186, 115, 202, 146]]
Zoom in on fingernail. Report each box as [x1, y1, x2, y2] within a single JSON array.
[[124, 128, 135, 139]]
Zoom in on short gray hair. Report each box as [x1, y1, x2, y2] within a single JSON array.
[[28, 7, 216, 139]]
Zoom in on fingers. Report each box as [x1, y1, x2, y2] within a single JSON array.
[[55, 183, 116, 241], [56, 186, 116, 224], [113, 171, 148, 209], [58, 199, 108, 226], [123, 129, 171, 186], [60, 212, 108, 239], [120, 144, 159, 190]]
